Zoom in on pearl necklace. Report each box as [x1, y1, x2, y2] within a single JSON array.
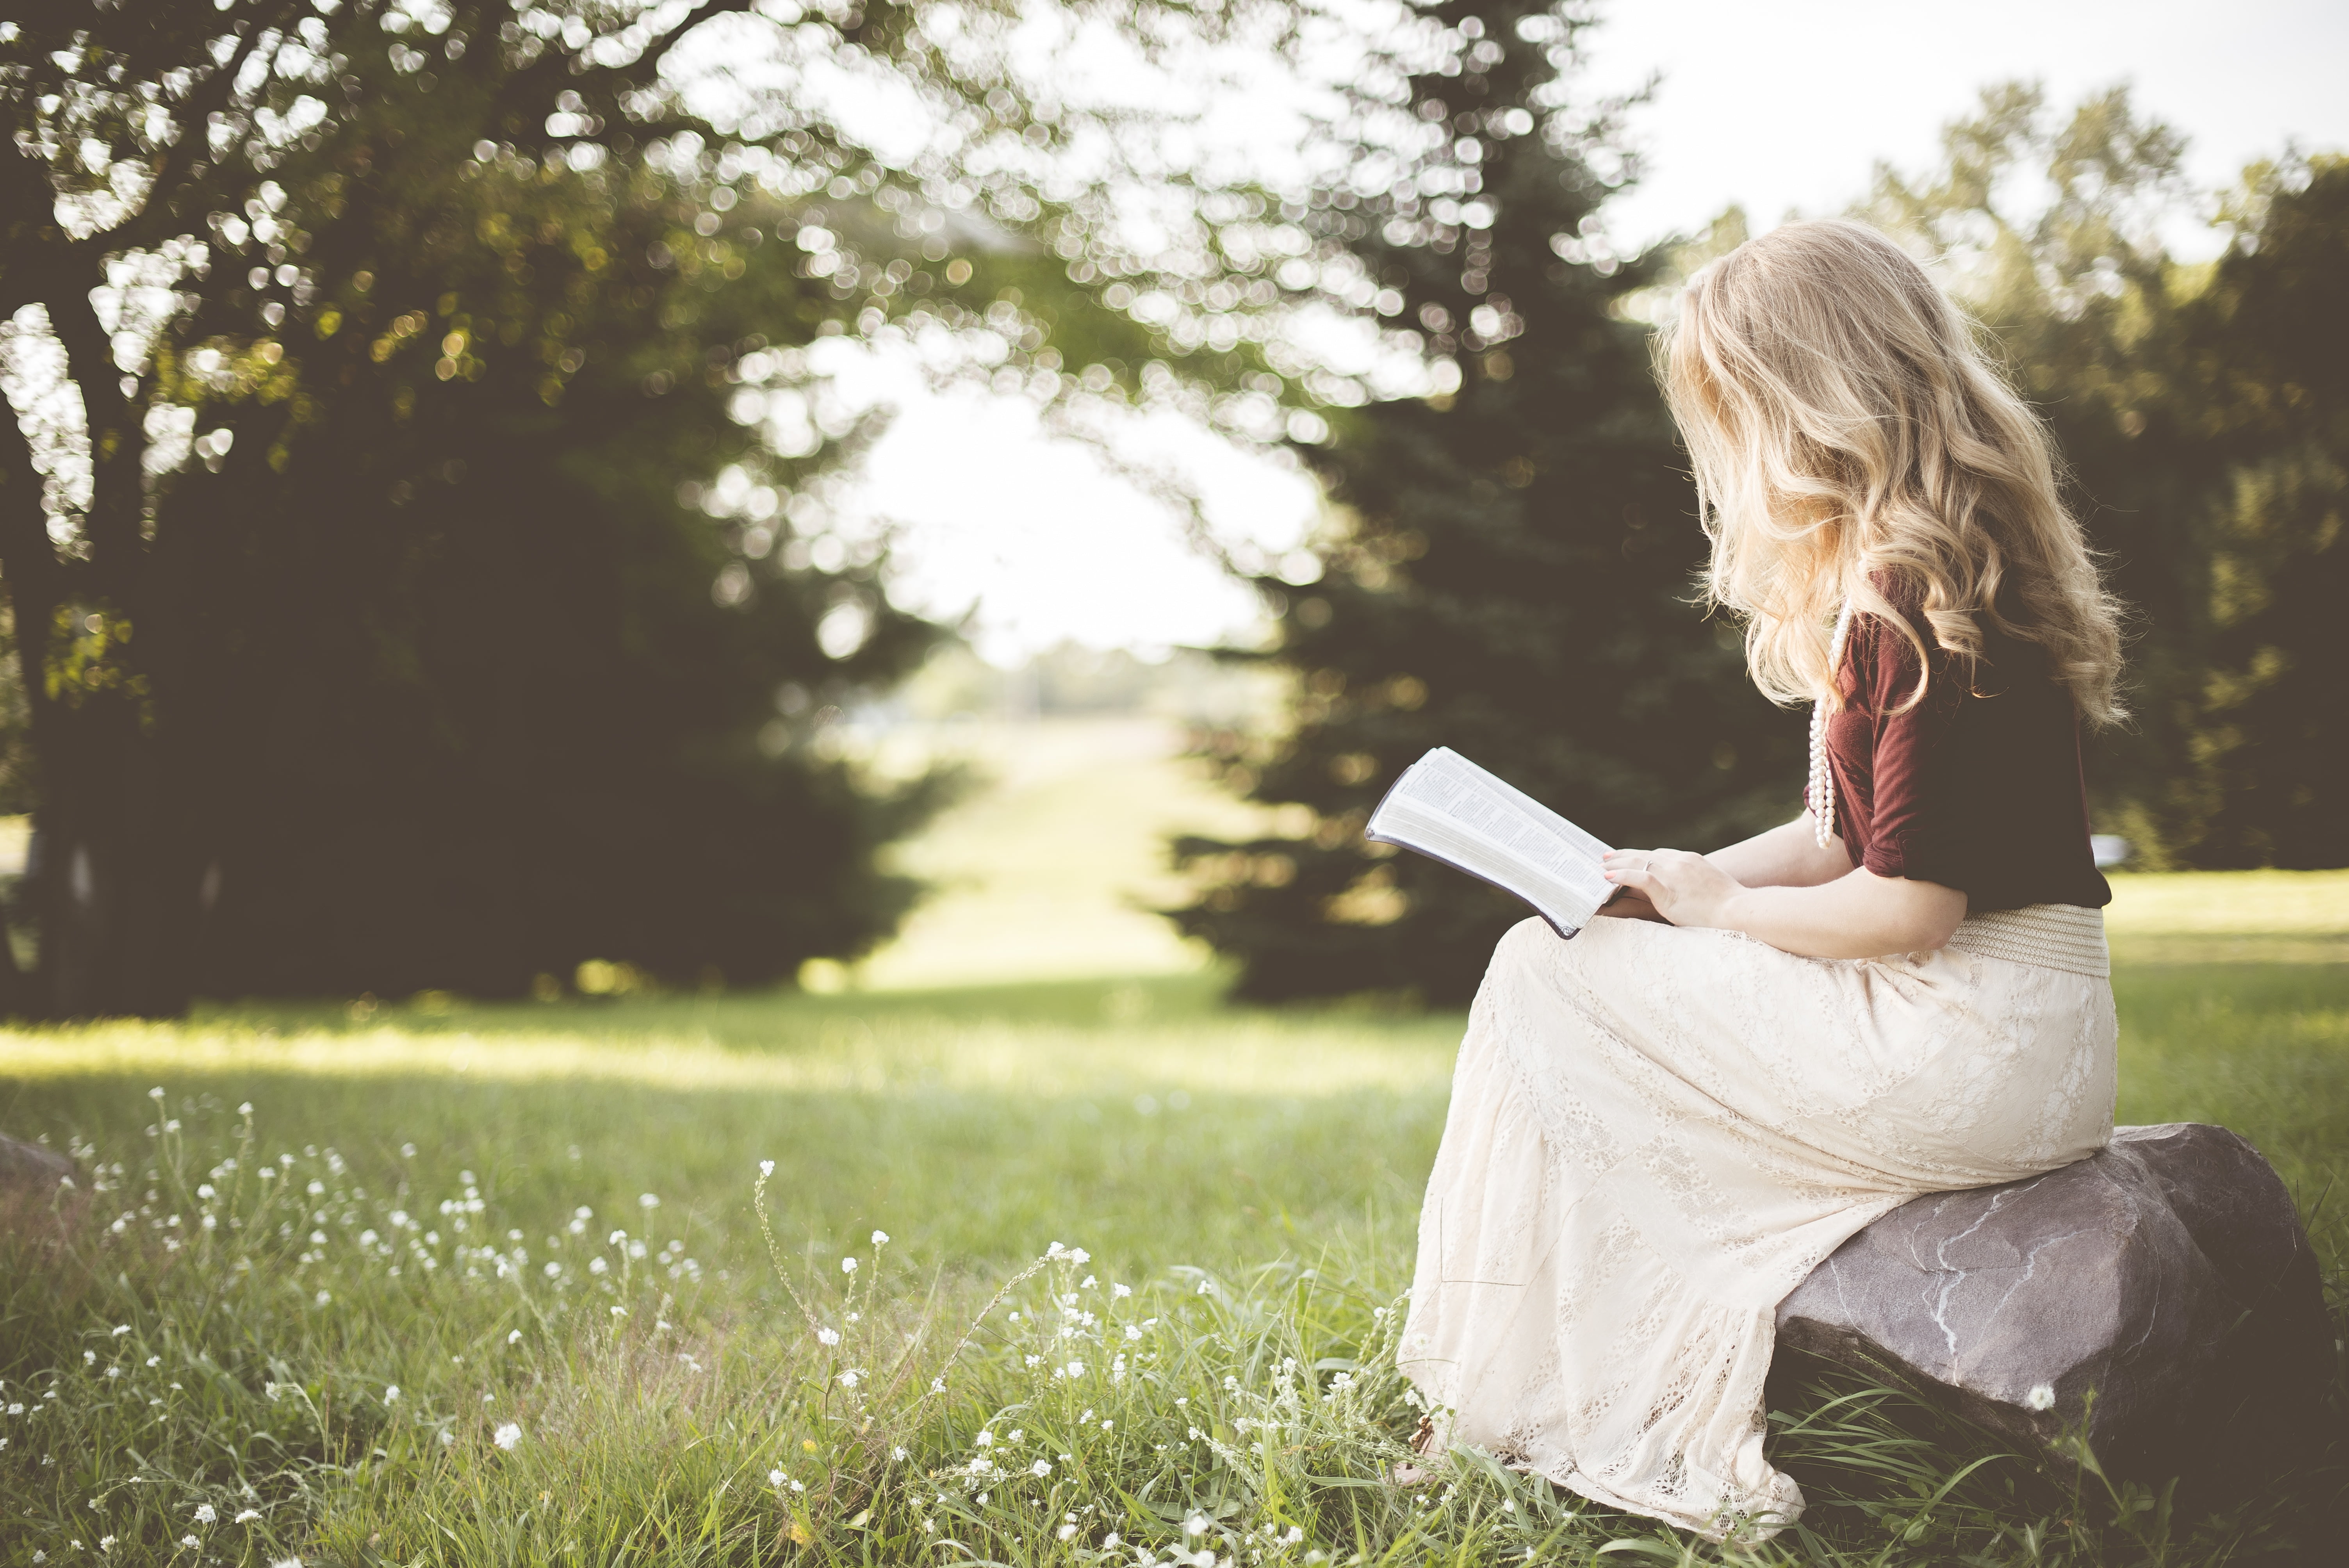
[[1809, 600, 1855, 850]]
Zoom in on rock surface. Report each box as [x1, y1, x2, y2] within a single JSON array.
[[1, 1130, 77, 1226], [0, 1130, 73, 1192], [1774, 1123, 2331, 1486]]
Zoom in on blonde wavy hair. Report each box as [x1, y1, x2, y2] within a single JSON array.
[[1657, 217, 2125, 722]]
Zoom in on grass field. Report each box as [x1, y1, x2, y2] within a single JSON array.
[[2, 727, 2345, 1565]]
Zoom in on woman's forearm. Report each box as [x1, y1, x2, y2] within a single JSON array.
[[1706, 816, 1854, 888], [1718, 869, 1967, 960], [1604, 847, 1969, 960]]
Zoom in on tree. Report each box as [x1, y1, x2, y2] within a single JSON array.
[[2165, 157, 2349, 867], [0, 0, 1212, 1012], [150, 148, 969, 998], [1167, 2, 1804, 1003], [1864, 89, 2347, 868]]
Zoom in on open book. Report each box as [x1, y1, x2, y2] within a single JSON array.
[[1363, 748, 1616, 938]]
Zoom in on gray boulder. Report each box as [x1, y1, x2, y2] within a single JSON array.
[[0, 1130, 77, 1224], [1774, 1123, 2332, 1486]]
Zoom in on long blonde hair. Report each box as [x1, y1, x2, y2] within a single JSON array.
[[1657, 217, 2124, 722]]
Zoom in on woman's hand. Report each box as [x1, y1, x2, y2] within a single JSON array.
[[1601, 848, 1750, 930], [1592, 882, 1670, 923]]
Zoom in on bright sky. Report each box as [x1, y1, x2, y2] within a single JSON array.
[[1584, 0, 2349, 258], [837, 0, 2349, 663]]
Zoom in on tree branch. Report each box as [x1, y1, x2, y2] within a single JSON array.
[[95, 0, 310, 262], [490, 0, 757, 147]]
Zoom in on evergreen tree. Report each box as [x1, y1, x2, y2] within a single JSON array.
[[1169, 3, 1803, 1003]]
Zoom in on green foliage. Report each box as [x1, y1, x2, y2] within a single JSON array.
[[153, 129, 957, 995], [1864, 88, 2349, 870], [3, 927, 2343, 1563], [1170, 4, 1802, 1003], [2165, 157, 2349, 868], [0, 0, 1230, 1012]]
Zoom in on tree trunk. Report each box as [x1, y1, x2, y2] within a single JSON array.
[[4, 289, 200, 1020], [0, 403, 58, 1017]]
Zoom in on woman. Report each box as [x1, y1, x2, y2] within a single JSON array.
[[1396, 218, 2126, 1542]]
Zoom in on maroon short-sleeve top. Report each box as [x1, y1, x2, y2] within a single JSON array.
[[1813, 593, 2110, 911]]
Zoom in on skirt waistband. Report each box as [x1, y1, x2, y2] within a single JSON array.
[[1946, 903, 2110, 978]]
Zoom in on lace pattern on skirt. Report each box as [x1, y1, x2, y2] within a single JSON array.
[[1399, 916, 2117, 1541]]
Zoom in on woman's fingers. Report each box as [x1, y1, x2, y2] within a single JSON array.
[[1602, 848, 1681, 881], [1595, 884, 1669, 923]]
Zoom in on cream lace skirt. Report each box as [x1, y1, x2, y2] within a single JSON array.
[[1399, 909, 2117, 1541]]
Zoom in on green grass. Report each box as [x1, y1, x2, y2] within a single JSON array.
[[2, 867, 2346, 1564]]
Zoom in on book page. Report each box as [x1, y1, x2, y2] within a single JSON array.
[[1365, 748, 1615, 935]]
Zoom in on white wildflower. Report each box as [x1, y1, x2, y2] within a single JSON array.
[[639, 1193, 659, 1210], [769, 1469, 786, 1486], [1112, 1283, 1132, 1299], [2025, 1383, 2057, 1411], [193, 1504, 216, 1524], [181, 1537, 201, 1548], [871, 1229, 889, 1245], [234, 1510, 261, 1523], [494, 1422, 522, 1450], [892, 1446, 909, 1461], [384, 1386, 399, 1405], [839, 1368, 862, 1388], [1057, 1523, 1078, 1540], [816, 1327, 840, 1347], [1031, 1459, 1052, 1477], [839, 1256, 857, 1274]]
